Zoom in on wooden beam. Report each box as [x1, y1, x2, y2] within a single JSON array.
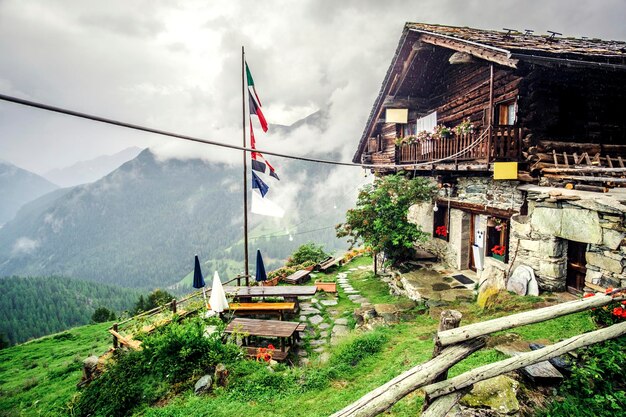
[[329, 338, 485, 417], [424, 321, 626, 400], [436, 198, 517, 218], [420, 34, 517, 68], [382, 95, 429, 110], [421, 390, 468, 417], [542, 167, 626, 174], [543, 174, 626, 183], [436, 294, 620, 347]]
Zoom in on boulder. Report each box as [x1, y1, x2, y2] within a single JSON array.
[[506, 265, 535, 296], [354, 306, 377, 326], [460, 375, 520, 414], [194, 374, 213, 395]]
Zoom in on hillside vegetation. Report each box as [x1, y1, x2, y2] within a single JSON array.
[[0, 150, 351, 289], [0, 276, 139, 345], [0, 257, 607, 417]]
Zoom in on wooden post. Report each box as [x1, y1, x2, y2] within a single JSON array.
[[241, 46, 250, 285], [373, 251, 378, 275], [171, 299, 177, 314], [112, 323, 119, 349], [486, 64, 494, 162], [432, 310, 462, 381]]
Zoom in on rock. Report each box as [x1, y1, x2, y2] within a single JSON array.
[[586, 252, 624, 274], [603, 229, 625, 250], [301, 308, 321, 315], [318, 323, 331, 330], [81, 356, 100, 383], [354, 306, 377, 325], [297, 350, 308, 357], [334, 318, 348, 326], [477, 280, 502, 309], [507, 265, 535, 296], [318, 352, 331, 364], [309, 315, 324, 325], [460, 375, 519, 414], [214, 363, 228, 387], [299, 358, 310, 366], [320, 299, 338, 306], [348, 294, 362, 300], [194, 374, 213, 395], [374, 304, 400, 323]]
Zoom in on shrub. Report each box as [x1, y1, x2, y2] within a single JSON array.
[[329, 330, 388, 374], [535, 336, 626, 417], [286, 243, 330, 267], [91, 307, 116, 323], [336, 174, 435, 264], [73, 317, 242, 417]]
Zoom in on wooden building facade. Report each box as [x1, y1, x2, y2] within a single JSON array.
[[354, 23, 626, 293]]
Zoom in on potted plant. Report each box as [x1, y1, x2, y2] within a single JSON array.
[[314, 277, 337, 293], [256, 344, 275, 362], [491, 245, 506, 262], [435, 225, 448, 238], [453, 118, 474, 136], [434, 125, 452, 139]]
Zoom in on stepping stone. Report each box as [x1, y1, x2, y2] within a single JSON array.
[[311, 298, 318, 304], [300, 296, 314, 300], [358, 266, 370, 270], [348, 294, 362, 300], [332, 324, 349, 335], [299, 315, 307, 321], [300, 357, 310, 366], [334, 318, 348, 326], [349, 268, 358, 271], [300, 303, 313, 309], [345, 290, 360, 294], [319, 323, 331, 330], [314, 347, 325, 353], [354, 297, 370, 304], [320, 300, 338, 306], [319, 330, 329, 338], [310, 339, 325, 347], [298, 350, 308, 357], [301, 308, 320, 316], [309, 315, 324, 325]]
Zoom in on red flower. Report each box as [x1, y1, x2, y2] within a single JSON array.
[[435, 225, 448, 237], [583, 292, 595, 298], [605, 287, 614, 295], [267, 344, 275, 351], [491, 245, 506, 256]]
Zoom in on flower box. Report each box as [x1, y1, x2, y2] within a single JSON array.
[[314, 281, 337, 293], [262, 277, 281, 286], [491, 254, 506, 263]]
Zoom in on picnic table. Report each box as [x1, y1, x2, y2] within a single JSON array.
[[226, 302, 296, 320], [222, 285, 317, 309], [224, 318, 301, 361]]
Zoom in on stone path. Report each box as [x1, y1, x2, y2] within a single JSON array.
[[295, 267, 376, 362]]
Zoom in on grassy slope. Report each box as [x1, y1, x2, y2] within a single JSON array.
[[136, 256, 596, 417], [0, 256, 596, 417], [0, 322, 114, 417]]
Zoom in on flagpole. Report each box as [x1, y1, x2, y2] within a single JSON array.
[[242, 46, 250, 285]]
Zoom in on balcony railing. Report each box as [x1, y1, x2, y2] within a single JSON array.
[[396, 126, 523, 165]]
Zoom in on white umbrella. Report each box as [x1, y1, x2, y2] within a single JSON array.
[[208, 271, 229, 313]]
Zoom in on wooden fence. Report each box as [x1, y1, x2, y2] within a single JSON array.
[[109, 275, 249, 349], [331, 291, 626, 417]]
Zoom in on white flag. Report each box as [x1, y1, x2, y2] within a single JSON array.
[[251, 189, 285, 218]]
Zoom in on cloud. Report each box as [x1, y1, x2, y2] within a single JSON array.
[[11, 237, 40, 255], [0, 0, 624, 175]]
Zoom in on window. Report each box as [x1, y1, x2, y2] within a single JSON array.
[[496, 101, 516, 126], [486, 216, 509, 262], [433, 205, 449, 241], [416, 111, 437, 133]]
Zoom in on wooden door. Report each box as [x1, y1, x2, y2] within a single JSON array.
[[566, 240, 587, 293], [468, 214, 476, 271]]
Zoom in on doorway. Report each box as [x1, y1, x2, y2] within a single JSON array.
[[566, 240, 587, 293]]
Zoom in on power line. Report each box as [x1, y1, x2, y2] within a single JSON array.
[[249, 225, 336, 240], [0, 92, 488, 170]]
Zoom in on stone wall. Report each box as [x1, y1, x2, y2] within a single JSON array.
[[510, 191, 626, 291], [453, 177, 524, 211]]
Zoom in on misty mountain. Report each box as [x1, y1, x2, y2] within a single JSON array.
[[270, 107, 329, 135], [0, 148, 353, 289], [0, 160, 58, 226], [44, 146, 143, 187]]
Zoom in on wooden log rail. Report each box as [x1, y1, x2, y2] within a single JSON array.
[[109, 274, 248, 349], [331, 291, 626, 417]]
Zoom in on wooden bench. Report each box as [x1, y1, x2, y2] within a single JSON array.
[[317, 257, 341, 271], [292, 323, 307, 344], [284, 269, 311, 285], [227, 302, 296, 320]]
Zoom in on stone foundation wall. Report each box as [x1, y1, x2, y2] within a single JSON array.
[[510, 191, 626, 291], [453, 177, 524, 211]]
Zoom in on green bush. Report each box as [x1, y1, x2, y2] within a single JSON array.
[[535, 335, 626, 417], [329, 330, 388, 374], [286, 243, 330, 267], [73, 317, 242, 417]]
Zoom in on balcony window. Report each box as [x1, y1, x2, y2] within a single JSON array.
[[496, 101, 516, 126]]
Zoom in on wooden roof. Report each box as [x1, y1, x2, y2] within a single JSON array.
[[353, 22, 626, 163]]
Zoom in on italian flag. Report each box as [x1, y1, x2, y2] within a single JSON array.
[[246, 62, 268, 132]]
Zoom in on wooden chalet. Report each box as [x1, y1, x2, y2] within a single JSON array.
[[355, 23, 626, 294], [354, 23, 626, 181]]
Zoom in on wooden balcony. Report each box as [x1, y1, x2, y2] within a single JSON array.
[[397, 126, 523, 165]]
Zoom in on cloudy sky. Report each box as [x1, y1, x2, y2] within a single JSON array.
[[1, 0, 625, 175]]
